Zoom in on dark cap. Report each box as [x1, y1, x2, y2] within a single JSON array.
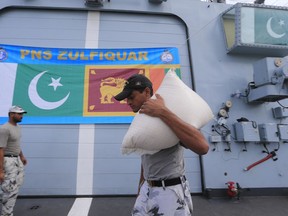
[[114, 74, 152, 101]]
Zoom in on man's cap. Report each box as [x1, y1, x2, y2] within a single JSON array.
[[114, 74, 152, 101], [9, 105, 27, 114]]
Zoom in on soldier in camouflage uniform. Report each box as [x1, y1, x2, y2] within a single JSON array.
[[0, 106, 28, 216]]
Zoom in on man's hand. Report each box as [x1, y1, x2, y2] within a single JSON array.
[[20, 155, 27, 166], [0, 170, 4, 183], [139, 94, 166, 117], [0, 147, 4, 183]]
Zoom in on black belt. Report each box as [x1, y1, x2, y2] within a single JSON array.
[[147, 176, 186, 187], [4, 155, 18, 158]]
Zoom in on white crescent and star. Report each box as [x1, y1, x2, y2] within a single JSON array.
[[28, 71, 70, 110], [49, 77, 63, 91], [266, 17, 286, 39]]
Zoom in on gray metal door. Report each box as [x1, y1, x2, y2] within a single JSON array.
[[0, 8, 202, 195]]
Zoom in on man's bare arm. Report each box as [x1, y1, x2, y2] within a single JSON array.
[[0, 148, 4, 182]]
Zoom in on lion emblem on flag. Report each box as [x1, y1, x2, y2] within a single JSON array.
[[100, 77, 126, 104]]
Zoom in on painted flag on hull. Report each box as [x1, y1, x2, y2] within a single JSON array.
[[255, 8, 288, 45], [241, 7, 288, 45], [0, 44, 181, 124]]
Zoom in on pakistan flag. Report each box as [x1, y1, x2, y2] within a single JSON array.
[[255, 8, 288, 45], [13, 64, 85, 116]]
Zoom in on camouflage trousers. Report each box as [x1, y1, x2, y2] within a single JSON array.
[[0, 157, 24, 216], [132, 177, 193, 216]]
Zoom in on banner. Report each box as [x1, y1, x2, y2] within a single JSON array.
[[0, 44, 181, 124]]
